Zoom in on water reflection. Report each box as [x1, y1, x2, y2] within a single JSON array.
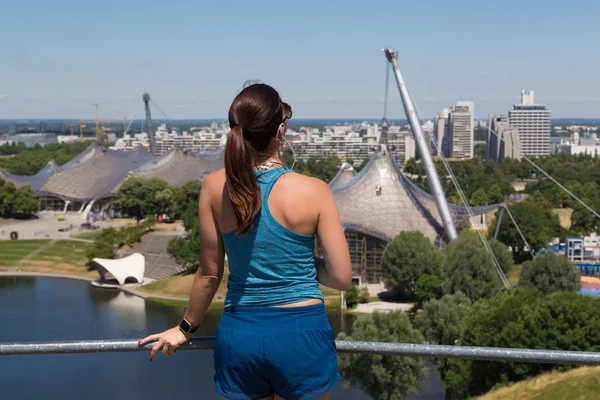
[[0, 277, 443, 399]]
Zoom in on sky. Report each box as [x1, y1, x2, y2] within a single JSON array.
[[0, 0, 599, 120]]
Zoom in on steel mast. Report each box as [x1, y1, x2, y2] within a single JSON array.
[[384, 48, 457, 241], [142, 93, 156, 156]]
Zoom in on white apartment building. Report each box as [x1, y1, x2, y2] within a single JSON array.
[[111, 124, 227, 155], [557, 132, 600, 157], [508, 90, 551, 157]]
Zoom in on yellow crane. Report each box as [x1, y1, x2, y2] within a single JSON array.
[[92, 103, 106, 142], [79, 119, 86, 139], [65, 124, 76, 137]]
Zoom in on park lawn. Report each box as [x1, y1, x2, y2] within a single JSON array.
[[552, 208, 573, 229], [19, 240, 96, 278], [0, 240, 50, 268], [507, 264, 522, 287], [476, 366, 600, 400], [320, 285, 340, 297], [140, 267, 230, 302]]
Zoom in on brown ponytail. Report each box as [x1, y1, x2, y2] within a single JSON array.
[[225, 83, 289, 235], [225, 125, 261, 235]]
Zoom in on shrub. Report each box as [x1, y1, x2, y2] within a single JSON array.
[[345, 283, 359, 309]]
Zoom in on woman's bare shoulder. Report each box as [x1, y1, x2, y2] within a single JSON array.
[[280, 172, 332, 197]]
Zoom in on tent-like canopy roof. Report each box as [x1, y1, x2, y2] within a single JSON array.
[[0, 160, 58, 192], [329, 162, 357, 191], [125, 149, 224, 187], [92, 253, 145, 285], [38, 146, 158, 202], [332, 144, 501, 244]]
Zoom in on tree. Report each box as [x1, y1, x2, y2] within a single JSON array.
[[414, 274, 443, 305], [181, 179, 202, 203], [519, 252, 580, 294], [12, 185, 40, 217], [0, 181, 17, 216], [115, 177, 170, 221], [414, 292, 471, 346], [488, 239, 514, 274], [403, 158, 422, 175], [445, 289, 600, 399], [489, 202, 563, 261], [442, 231, 503, 302], [413, 293, 472, 379], [381, 231, 443, 296], [488, 184, 504, 204], [85, 228, 116, 263], [115, 177, 152, 221], [338, 312, 426, 400], [469, 188, 487, 206], [344, 283, 359, 309]]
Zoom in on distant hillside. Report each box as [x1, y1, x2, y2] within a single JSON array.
[[477, 366, 600, 400]]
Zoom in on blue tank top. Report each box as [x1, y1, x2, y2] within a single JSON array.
[[221, 167, 324, 308]]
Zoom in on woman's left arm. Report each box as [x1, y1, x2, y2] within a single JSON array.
[[139, 173, 225, 361]]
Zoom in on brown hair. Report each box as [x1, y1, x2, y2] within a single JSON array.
[[225, 83, 288, 235]]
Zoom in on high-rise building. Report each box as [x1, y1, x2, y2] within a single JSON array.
[[435, 108, 450, 157], [508, 90, 551, 157], [449, 101, 474, 159], [8, 123, 16, 134], [434, 101, 474, 159], [487, 115, 522, 163], [38, 121, 46, 133]]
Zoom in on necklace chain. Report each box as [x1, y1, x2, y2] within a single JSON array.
[[255, 158, 283, 171]]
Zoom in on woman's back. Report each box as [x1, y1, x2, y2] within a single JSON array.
[[141, 83, 351, 400], [214, 166, 325, 307]]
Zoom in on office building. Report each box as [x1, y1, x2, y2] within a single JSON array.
[[508, 90, 551, 156], [435, 101, 474, 159]]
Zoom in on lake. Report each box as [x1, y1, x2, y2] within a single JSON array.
[[0, 277, 444, 399]]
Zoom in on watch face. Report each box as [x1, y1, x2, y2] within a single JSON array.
[[180, 319, 191, 332]]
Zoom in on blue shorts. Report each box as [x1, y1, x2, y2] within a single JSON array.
[[213, 303, 339, 400]]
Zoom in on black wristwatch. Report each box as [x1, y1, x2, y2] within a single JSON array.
[[178, 317, 199, 335]]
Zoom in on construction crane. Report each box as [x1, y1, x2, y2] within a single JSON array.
[[92, 103, 106, 142], [383, 48, 457, 241], [142, 93, 156, 156], [79, 119, 86, 139], [65, 124, 76, 138]]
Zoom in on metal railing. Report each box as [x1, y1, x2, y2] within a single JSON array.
[[3, 338, 600, 365]]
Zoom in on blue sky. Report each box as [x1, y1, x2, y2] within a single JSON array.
[[0, 0, 598, 119]]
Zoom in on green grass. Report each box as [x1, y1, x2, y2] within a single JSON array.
[[507, 264, 522, 286], [0, 240, 50, 267], [477, 367, 600, 400], [30, 240, 90, 266], [145, 297, 225, 311], [319, 285, 341, 297], [70, 230, 105, 240]]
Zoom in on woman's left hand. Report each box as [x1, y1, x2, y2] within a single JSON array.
[[139, 327, 190, 362]]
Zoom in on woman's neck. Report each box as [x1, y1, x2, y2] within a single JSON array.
[[254, 152, 281, 167]]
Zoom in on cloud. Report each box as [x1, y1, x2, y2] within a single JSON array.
[[0, 94, 7, 99]]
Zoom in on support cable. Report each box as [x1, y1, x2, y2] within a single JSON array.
[[407, 89, 510, 288], [502, 205, 535, 257], [522, 156, 600, 220]]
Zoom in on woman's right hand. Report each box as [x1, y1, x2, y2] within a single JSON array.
[[139, 327, 190, 362]]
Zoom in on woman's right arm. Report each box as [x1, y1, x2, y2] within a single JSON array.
[[314, 180, 352, 291]]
